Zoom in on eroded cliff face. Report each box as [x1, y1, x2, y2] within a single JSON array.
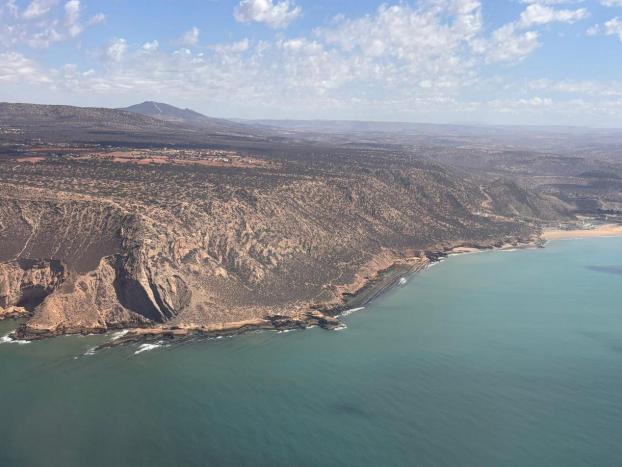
[[0, 192, 149, 335], [0, 153, 566, 339], [0, 259, 67, 318]]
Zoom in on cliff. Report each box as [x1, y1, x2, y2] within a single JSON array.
[[0, 104, 573, 339], [0, 151, 561, 340]]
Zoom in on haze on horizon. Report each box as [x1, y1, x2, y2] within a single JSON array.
[[1, 0, 621, 127]]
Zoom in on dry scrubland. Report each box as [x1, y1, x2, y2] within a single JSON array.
[[0, 102, 620, 340]]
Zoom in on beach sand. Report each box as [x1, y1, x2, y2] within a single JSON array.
[[450, 247, 481, 254], [543, 224, 622, 240]]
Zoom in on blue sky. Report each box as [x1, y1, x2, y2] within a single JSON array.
[[1, 0, 622, 126]]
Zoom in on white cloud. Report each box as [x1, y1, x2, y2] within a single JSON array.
[[0, 51, 46, 83], [0, 1, 557, 103], [319, 2, 482, 55], [26, 24, 62, 48], [473, 3, 588, 64], [1, 0, 19, 17], [181, 26, 199, 46], [22, 0, 57, 19], [210, 38, 250, 54], [604, 16, 622, 40], [64, 0, 82, 37], [489, 96, 553, 113], [586, 23, 600, 35], [142, 40, 159, 52], [1, 0, 103, 48], [87, 12, 105, 26], [475, 23, 540, 63], [520, 0, 587, 4], [529, 78, 622, 97], [4, 0, 622, 125], [314, 1, 483, 89], [518, 4, 589, 28], [234, 0, 301, 28], [106, 38, 127, 62], [600, 0, 622, 6], [587, 16, 622, 40]]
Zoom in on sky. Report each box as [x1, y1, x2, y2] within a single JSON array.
[[1, 0, 622, 126]]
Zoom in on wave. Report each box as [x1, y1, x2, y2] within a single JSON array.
[[0, 332, 30, 345], [339, 306, 365, 317], [134, 342, 163, 355], [110, 330, 129, 340]]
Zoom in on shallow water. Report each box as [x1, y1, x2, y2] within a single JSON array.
[[1, 238, 621, 467]]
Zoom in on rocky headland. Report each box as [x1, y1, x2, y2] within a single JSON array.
[[0, 103, 583, 344]]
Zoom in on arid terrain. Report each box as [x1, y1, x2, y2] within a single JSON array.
[[1, 102, 619, 341]]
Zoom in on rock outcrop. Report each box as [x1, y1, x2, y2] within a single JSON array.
[[0, 259, 67, 313]]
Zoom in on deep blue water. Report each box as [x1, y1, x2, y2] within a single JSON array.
[[1, 238, 621, 467]]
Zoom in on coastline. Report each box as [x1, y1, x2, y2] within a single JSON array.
[[94, 226, 614, 348], [4, 234, 544, 348], [74, 237, 543, 349], [93, 259, 427, 350], [543, 223, 622, 240]]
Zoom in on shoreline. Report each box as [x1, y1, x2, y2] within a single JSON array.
[[98, 237, 541, 349], [4, 237, 541, 347], [92, 260, 427, 351], [543, 223, 622, 240], [3, 234, 546, 348]]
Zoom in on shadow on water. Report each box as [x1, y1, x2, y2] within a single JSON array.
[[331, 402, 372, 419], [586, 265, 622, 276]]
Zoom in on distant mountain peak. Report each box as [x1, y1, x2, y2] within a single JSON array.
[[143, 101, 166, 114], [121, 101, 260, 135], [124, 101, 216, 125]]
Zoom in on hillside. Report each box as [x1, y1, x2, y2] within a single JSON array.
[[0, 102, 578, 340], [0, 102, 267, 146], [122, 101, 259, 135]]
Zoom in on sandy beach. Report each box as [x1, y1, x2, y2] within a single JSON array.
[[543, 224, 622, 240]]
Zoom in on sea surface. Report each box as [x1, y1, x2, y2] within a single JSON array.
[[1, 238, 622, 467]]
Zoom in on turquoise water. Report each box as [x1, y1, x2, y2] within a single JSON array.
[[1, 238, 622, 467]]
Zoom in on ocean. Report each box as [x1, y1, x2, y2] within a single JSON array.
[[1, 237, 621, 467]]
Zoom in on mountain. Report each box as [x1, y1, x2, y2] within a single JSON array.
[[122, 101, 259, 135], [123, 101, 215, 125], [0, 102, 267, 146]]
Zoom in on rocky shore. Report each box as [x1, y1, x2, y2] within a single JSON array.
[[2, 233, 546, 349], [0, 137, 566, 347], [94, 255, 429, 349]]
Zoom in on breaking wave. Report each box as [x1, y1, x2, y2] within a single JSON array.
[[0, 332, 30, 345], [339, 307, 365, 317], [134, 342, 164, 355], [110, 330, 129, 340]]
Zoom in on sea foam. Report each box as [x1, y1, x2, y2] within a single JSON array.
[[134, 342, 163, 355], [110, 330, 129, 340], [339, 306, 365, 317], [0, 333, 30, 345]]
